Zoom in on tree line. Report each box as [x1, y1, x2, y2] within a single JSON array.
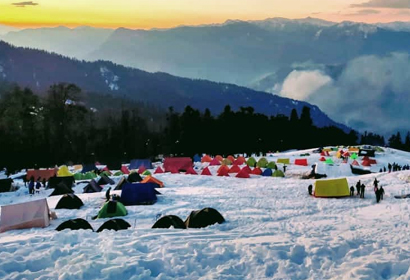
[[0, 83, 407, 172]]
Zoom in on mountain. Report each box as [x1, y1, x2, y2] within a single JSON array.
[[0, 40, 349, 131], [0, 24, 20, 36], [376, 22, 410, 32], [0, 26, 114, 59]]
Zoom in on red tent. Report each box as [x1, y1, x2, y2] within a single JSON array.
[[321, 151, 330, 156], [154, 166, 164, 174], [294, 159, 308, 166], [26, 169, 57, 181], [228, 165, 241, 173], [242, 166, 252, 173], [120, 166, 130, 175], [185, 167, 198, 175], [102, 166, 112, 175], [215, 155, 223, 162], [369, 159, 377, 164], [352, 160, 360, 166], [137, 165, 146, 174], [362, 156, 370, 161], [236, 156, 246, 165], [163, 157, 193, 172], [343, 152, 350, 157], [236, 169, 250, 178], [227, 155, 235, 163], [362, 160, 371, 166], [217, 168, 229, 176], [201, 155, 212, 163], [201, 167, 212, 176], [169, 166, 179, 174], [209, 158, 221, 166], [217, 165, 229, 174], [251, 167, 262, 175], [319, 157, 326, 162]]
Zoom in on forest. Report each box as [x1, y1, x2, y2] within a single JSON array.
[[0, 83, 408, 172]]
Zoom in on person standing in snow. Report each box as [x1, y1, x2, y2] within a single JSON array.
[[388, 163, 392, 173], [379, 186, 385, 200], [35, 178, 42, 194], [283, 165, 287, 173], [308, 185, 313, 196], [356, 180, 361, 196], [374, 185, 380, 203], [360, 183, 365, 198], [373, 178, 379, 188], [28, 176, 35, 195], [350, 186, 355, 196]]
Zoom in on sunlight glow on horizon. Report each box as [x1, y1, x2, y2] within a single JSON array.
[[1, 0, 410, 29]]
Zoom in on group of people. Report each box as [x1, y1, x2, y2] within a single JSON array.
[[386, 163, 410, 173], [349, 178, 384, 203], [27, 176, 47, 195], [350, 180, 367, 198]]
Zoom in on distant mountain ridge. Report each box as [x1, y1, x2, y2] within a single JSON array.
[[0, 40, 350, 131]]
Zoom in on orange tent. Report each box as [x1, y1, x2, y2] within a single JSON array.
[[227, 155, 235, 163], [215, 155, 223, 162], [201, 167, 212, 176], [217, 165, 229, 174], [217, 168, 229, 176], [140, 175, 164, 188], [201, 155, 212, 163], [236, 156, 246, 165], [228, 165, 241, 173]]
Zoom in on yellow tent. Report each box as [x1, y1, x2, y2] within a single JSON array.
[[314, 178, 349, 198], [277, 158, 290, 164], [348, 147, 360, 153], [57, 165, 73, 177]]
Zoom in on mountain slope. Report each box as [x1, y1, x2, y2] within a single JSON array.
[[0, 41, 348, 130], [0, 24, 20, 36]]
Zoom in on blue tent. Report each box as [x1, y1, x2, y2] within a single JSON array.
[[81, 163, 97, 173], [129, 159, 153, 170], [193, 154, 201, 162], [120, 182, 157, 205], [261, 168, 273, 177]]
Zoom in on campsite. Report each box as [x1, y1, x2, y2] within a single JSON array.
[[1, 146, 410, 279]]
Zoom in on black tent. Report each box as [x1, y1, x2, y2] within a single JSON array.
[[127, 172, 142, 183], [0, 178, 13, 193], [49, 183, 74, 196], [359, 148, 376, 157], [48, 176, 75, 189], [55, 194, 84, 209], [83, 179, 103, 193], [81, 163, 97, 173], [114, 176, 128, 190], [97, 174, 115, 186], [56, 218, 94, 231], [96, 218, 131, 232], [185, 208, 225, 228], [106, 161, 122, 171], [152, 215, 186, 229], [350, 164, 372, 175]]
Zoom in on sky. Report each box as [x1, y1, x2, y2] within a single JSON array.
[[0, 0, 410, 29]]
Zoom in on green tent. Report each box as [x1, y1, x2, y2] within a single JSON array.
[[84, 172, 97, 180], [267, 161, 277, 169], [332, 147, 338, 151], [350, 153, 358, 160], [142, 170, 151, 176], [325, 158, 334, 164], [74, 173, 83, 180], [246, 157, 256, 167], [113, 171, 123, 176], [272, 169, 285, 177], [221, 159, 232, 166], [97, 201, 127, 219], [100, 171, 111, 177], [257, 158, 268, 168], [375, 146, 384, 152]]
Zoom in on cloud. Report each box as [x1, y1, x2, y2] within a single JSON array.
[[351, 0, 410, 9], [278, 53, 410, 134], [12, 1, 38, 7], [347, 9, 382, 15]]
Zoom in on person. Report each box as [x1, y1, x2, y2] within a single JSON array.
[[35, 178, 42, 194], [350, 186, 355, 196], [374, 185, 380, 203], [308, 184, 313, 196], [360, 183, 365, 198], [356, 180, 361, 196], [383, 166, 386, 172], [373, 178, 379, 188], [105, 187, 112, 201], [28, 176, 35, 195], [379, 186, 385, 200], [283, 165, 287, 173], [42, 178, 47, 189], [388, 163, 392, 173]]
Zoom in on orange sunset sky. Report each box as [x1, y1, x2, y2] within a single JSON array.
[[1, 0, 410, 29]]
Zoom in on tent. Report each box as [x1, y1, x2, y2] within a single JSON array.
[[106, 161, 122, 171], [81, 163, 97, 174], [350, 165, 372, 175], [359, 148, 376, 157], [55, 194, 84, 209], [294, 159, 308, 166], [164, 157, 193, 172], [266, 161, 277, 169], [185, 167, 198, 175], [227, 155, 235, 163], [100, 170, 112, 177], [314, 178, 349, 198], [352, 160, 360, 166], [113, 171, 123, 176], [83, 179, 103, 193], [235, 156, 246, 165], [348, 147, 360, 153], [217, 168, 229, 176], [128, 172, 143, 183], [120, 166, 130, 175], [277, 158, 290, 164], [193, 154, 201, 162], [0, 178, 14, 193], [152, 215, 186, 229], [0, 199, 50, 233], [201, 167, 212, 176], [142, 170, 151, 176], [137, 165, 146, 174], [56, 218, 93, 231], [48, 176, 75, 189], [369, 159, 377, 164], [246, 157, 256, 167], [251, 167, 262, 175], [96, 201, 127, 219], [57, 166, 73, 177], [228, 165, 241, 173], [97, 174, 115, 186], [362, 160, 371, 167], [140, 175, 164, 188], [129, 159, 153, 170], [320, 151, 330, 156], [114, 177, 128, 191], [209, 158, 221, 166], [262, 168, 273, 177], [185, 208, 225, 228], [319, 157, 326, 162], [215, 155, 223, 162], [221, 159, 232, 166], [325, 158, 334, 165], [201, 155, 212, 163], [26, 169, 56, 181], [217, 165, 230, 174], [236, 169, 250, 178], [272, 170, 285, 177], [257, 158, 268, 168], [120, 182, 158, 205], [49, 183, 74, 196], [350, 153, 358, 160], [73, 164, 82, 171], [97, 219, 131, 232], [242, 165, 252, 174], [169, 166, 179, 174], [154, 167, 164, 174]]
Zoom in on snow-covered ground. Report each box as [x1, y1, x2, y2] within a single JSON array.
[[1, 147, 410, 279]]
